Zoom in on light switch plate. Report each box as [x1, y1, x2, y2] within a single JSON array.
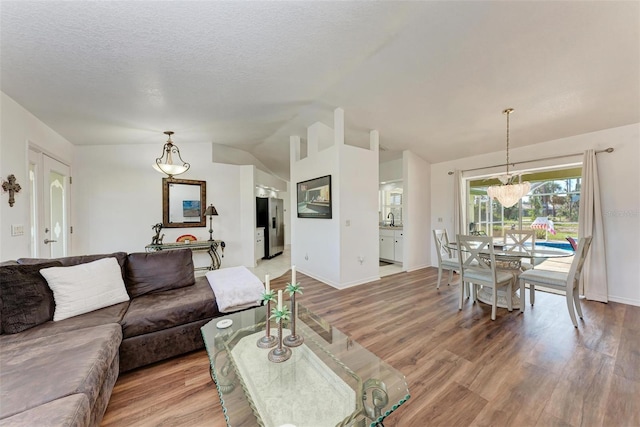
[[11, 224, 25, 236]]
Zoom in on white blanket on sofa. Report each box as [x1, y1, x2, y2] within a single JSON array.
[[205, 266, 265, 313]]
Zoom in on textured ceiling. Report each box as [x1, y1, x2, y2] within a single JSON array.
[[1, 1, 638, 181]]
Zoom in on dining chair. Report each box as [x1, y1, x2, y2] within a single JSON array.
[[518, 236, 593, 327], [457, 234, 515, 320], [503, 229, 540, 270], [565, 236, 578, 251], [433, 229, 459, 289]]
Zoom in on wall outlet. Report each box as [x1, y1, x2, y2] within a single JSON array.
[[438, 217, 443, 222], [346, 219, 351, 227], [358, 256, 364, 264], [11, 224, 25, 236]]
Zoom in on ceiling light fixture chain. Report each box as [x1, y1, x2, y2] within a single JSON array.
[[504, 107, 513, 179], [486, 108, 530, 208]]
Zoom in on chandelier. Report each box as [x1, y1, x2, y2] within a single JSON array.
[[153, 131, 190, 178], [486, 108, 530, 208]]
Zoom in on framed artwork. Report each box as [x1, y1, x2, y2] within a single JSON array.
[[296, 175, 332, 219], [182, 200, 201, 218]]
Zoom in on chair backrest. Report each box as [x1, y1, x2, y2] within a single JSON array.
[[433, 229, 453, 263], [504, 229, 535, 250], [456, 234, 498, 282], [567, 236, 593, 288], [469, 223, 487, 236]]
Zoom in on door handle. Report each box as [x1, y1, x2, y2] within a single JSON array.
[[44, 239, 57, 244]]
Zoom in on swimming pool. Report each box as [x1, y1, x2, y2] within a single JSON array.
[[537, 241, 573, 251]]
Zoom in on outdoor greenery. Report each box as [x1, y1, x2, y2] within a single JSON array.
[[469, 175, 581, 242], [493, 221, 577, 242]]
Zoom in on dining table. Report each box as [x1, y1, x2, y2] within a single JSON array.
[[446, 239, 574, 308]]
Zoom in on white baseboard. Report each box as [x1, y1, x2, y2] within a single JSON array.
[[333, 275, 381, 290], [608, 295, 640, 307], [406, 263, 430, 272], [297, 269, 380, 290]]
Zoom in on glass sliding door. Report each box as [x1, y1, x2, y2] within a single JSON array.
[[468, 166, 581, 245]]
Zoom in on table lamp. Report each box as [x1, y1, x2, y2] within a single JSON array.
[[204, 204, 218, 241]]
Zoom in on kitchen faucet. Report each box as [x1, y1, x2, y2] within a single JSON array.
[[387, 212, 395, 227]]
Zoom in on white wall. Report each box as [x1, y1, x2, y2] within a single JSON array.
[[0, 88, 281, 270], [290, 108, 379, 289], [403, 150, 431, 272], [290, 137, 340, 286], [340, 143, 379, 286], [255, 168, 287, 192], [380, 158, 403, 182], [240, 165, 256, 266], [0, 92, 74, 260], [212, 143, 275, 178], [430, 123, 640, 306], [73, 142, 247, 268]]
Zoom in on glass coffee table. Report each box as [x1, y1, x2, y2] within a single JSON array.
[[201, 303, 410, 427]]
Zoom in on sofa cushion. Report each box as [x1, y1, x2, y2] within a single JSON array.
[[0, 301, 129, 345], [0, 394, 90, 427], [124, 249, 195, 298], [0, 323, 122, 420], [17, 252, 128, 278], [121, 276, 217, 338], [40, 258, 130, 321], [0, 261, 62, 334]]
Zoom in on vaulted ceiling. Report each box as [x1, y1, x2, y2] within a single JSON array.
[[1, 1, 638, 181]]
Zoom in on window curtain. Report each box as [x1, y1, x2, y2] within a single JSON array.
[[578, 149, 608, 302], [453, 170, 464, 237]]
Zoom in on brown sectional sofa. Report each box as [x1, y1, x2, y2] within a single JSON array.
[[0, 249, 229, 427]]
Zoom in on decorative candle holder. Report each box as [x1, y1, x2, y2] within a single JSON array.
[[257, 292, 277, 348], [268, 306, 292, 363], [284, 282, 304, 347]]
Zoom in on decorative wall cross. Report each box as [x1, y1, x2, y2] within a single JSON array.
[[2, 174, 21, 207]]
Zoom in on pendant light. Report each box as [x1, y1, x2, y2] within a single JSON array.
[[486, 108, 530, 208], [153, 131, 190, 178]]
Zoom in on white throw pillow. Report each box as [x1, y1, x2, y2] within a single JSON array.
[[40, 257, 130, 321]]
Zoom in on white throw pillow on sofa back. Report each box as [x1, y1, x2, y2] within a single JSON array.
[[40, 257, 130, 321]]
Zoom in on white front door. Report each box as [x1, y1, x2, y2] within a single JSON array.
[[29, 148, 71, 258]]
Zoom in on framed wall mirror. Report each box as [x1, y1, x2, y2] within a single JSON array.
[[162, 178, 206, 228]]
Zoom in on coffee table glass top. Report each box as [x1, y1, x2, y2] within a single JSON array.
[[201, 304, 410, 427]]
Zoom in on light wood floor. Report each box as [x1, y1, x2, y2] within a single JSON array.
[[102, 267, 640, 427]]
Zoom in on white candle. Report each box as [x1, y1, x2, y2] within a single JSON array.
[[277, 290, 283, 311], [265, 274, 270, 293], [292, 265, 296, 285]]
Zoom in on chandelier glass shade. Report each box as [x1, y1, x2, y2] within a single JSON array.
[[153, 131, 190, 178], [487, 181, 531, 208], [486, 108, 530, 208]]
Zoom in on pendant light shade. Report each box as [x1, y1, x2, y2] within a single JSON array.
[[487, 181, 530, 208], [153, 131, 190, 178], [486, 109, 530, 208]]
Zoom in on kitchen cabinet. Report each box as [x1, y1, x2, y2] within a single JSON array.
[[394, 230, 403, 262], [255, 227, 265, 261], [380, 232, 394, 261], [380, 228, 403, 263]]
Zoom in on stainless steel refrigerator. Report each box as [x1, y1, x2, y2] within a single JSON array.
[[256, 197, 284, 259]]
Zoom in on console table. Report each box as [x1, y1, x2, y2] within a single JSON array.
[[145, 240, 225, 271]]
